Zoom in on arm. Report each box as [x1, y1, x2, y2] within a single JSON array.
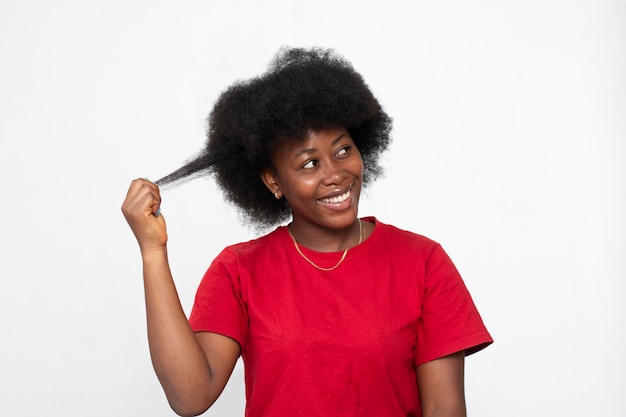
[[416, 351, 466, 417], [122, 179, 240, 416]]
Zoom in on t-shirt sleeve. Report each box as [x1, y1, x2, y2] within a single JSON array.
[[188, 249, 248, 351], [414, 244, 493, 366]]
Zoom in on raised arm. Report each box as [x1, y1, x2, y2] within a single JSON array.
[[122, 179, 240, 416]]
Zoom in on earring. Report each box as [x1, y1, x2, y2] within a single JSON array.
[[274, 192, 281, 199]]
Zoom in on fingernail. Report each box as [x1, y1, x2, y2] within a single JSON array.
[[155, 207, 161, 217]]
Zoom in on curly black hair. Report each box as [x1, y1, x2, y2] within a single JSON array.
[[156, 47, 392, 229]]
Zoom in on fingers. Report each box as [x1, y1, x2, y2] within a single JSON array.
[[122, 178, 169, 250], [122, 178, 162, 218]]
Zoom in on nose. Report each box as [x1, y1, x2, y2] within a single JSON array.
[[322, 158, 346, 185]]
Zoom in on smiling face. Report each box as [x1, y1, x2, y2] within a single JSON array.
[[262, 126, 363, 241]]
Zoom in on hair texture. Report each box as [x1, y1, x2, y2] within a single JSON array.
[[156, 47, 392, 229]]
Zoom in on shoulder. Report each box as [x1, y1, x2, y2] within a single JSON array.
[[370, 218, 441, 253], [203, 227, 287, 280], [219, 226, 287, 260]]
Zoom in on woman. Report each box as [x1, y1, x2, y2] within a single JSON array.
[[122, 47, 492, 417]]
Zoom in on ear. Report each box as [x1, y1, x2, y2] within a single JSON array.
[[261, 168, 280, 196]]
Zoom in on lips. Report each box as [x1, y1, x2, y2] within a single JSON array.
[[318, 187, 352, 204]]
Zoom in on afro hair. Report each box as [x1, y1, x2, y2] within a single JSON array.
[[157, 47, 392, 229]]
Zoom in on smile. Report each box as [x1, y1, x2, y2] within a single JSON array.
[[319, 188, 351, 204]]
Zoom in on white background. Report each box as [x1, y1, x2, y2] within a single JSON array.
[[1, 1, 624, 416]]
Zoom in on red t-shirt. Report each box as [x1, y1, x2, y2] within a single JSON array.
[[189, 217, 492, 416]]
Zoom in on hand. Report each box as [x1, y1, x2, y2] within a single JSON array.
[[121, 178, 167, 253]]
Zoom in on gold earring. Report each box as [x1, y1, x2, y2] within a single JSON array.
[[274, 192, 281, 199]]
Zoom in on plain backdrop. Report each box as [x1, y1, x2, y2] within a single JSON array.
[[1, 0, 624, 416]]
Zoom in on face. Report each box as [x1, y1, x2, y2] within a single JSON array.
[[262, 126, 363, 234]]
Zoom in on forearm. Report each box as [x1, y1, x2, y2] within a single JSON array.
[[141, 246, 216, 416]]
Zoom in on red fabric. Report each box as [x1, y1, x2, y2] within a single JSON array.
[[189, 217, 492, 417]]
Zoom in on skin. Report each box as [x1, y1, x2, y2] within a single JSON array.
[[417, 351, 467, 417], [122, 179, 240, 416], [122, 126, 466, 417], [261, 126, 369, 251]]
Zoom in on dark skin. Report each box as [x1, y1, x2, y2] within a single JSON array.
[[418, 351, 466, 417], [122, 179, 239, 417], [122, 126, 466, 417], [261, 126, 368, 251]]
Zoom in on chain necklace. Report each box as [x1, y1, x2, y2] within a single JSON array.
[[288, 219, 363, 271]]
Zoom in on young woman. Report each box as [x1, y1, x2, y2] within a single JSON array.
[[122, 47, 492, 417]]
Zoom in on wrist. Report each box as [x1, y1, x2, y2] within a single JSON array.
[[140, 244, 168, 262]]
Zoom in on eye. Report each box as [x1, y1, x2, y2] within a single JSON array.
[[336, 146, 351, 157], [302, 159, 318, 169]]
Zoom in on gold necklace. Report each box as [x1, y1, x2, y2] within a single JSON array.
[[288, 219, 363, 271]]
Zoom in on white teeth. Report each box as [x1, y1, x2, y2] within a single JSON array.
[[320, 189, 350, 204]]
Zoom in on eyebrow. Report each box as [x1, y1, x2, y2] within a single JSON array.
[[293, 134, 347, 158]]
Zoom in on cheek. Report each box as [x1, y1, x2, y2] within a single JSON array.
[[283, 177, 319, 200], [301, 178, 322, 196], [352, 157, 364, 179]]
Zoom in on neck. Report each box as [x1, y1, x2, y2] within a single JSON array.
[[289, 218, 362, 253]]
